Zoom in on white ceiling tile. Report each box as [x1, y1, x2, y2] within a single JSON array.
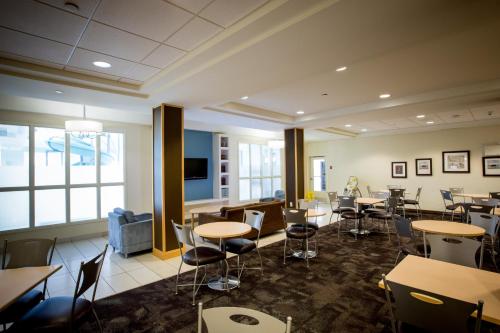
[[470, 105, 500, 120], [123, 63, 161, 81], [382, 118, 419, 128], [93, 0, 193, 42], [79, 22, 159, 62], [38, 0, 99, 18], [0, 51, 65, 69], [356, 121, 394, 131], [166, 17, 222, 51], [437, 109, 474, 123], [168, 0, 213, 14], [199, 0, 268, 27], [0, 27, 72, 65], [65, 66, 121, 81], [142, 45, 185, 68], [0, 0, 87, 45], [67, 48, 135, 77]]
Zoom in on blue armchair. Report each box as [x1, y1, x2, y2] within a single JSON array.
[[107, 208, 152, 257]]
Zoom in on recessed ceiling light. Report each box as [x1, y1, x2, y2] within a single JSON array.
[[321, 93, 328, 96], [426, 121, 435, 125], [64, 1, 79, 11], [361, 128, 367, 132], [345, 124, 352, 128], [379, 93, 391, 99], [93, 61, 111, 68], [336, 66, 347, 72], [55, 90, 63, 94], [416, 114, 425, 119], [241, 96, 249, 100], [296, 110, 304, 115]]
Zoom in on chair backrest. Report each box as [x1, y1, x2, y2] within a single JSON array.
[[171, 220, 197, 252], [490, 192, 500, 199], [449, 187, 464, 194], [440, 189, 454, 204], [389, 188, 405, 199], [366, 185, 372, 197], [243, 210, 265, 235], [382, 275, 483, 333], [198, 302, 292, 333], [327, 191, 338, 209], [371, 191, 389, 200], [426, 234, 481, 268], [283, 208, 307, 226], [298, 199, 317, 210], [338, 195, 355, 209], [415, 187, 422, 201], [468, 204, 494, 215], [2, 238, 56, 269], [393, 215, 413, 239], [386, 197, 399, 214], [274, 190, 285, 200], [73, 244, 107, 308], [469, 212, 500, 238]]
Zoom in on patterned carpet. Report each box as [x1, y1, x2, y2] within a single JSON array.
[[81, 214, 498, 333]]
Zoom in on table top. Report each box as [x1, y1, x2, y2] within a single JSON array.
[[356, 197, 385, 205], [411, 220, 485, 236], [378, 255, 500, 324], [307, 209, 326, 217], [194, 222, 251, 239], [189, 205, 223, 215], [0, 265, 62, 311], [411, 220, 485, 237], [454, 193, 490, 199]]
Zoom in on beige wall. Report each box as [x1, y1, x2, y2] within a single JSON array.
[[0, 110, 152, 241], [305, 125, 500, 211]]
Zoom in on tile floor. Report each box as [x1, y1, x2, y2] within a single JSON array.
[[42, 204, 336, 301]]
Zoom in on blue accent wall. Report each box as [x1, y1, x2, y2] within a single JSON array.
[[184, 129, 213, 201]]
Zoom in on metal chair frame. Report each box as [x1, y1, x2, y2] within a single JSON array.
[[327, 191, 340, 225], [403, 187, 423, 219], [283, 208, 315, 268], [336, 195, 358, 239], [440, 189, 461, 221], [469, 212, 499, 270]]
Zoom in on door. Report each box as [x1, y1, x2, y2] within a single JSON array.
[[309, 157, 326, 192]]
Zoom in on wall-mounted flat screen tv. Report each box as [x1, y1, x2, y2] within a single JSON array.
[[184, 158, 208, 180]]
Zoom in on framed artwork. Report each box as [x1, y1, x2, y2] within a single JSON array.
[[391, 161, 407, 178], [415, 158, 432, 176], [483, 156, 500, 177], [442, 150, 470, 173]]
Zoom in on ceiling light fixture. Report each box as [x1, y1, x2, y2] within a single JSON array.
[[93, 61, 111, 68], [426, 121, 434, 125], [416, 114, 425, 119], [322, 93, 328, 96], [55, 90, 63, 94], [65, 105, 103, 139], [296, 110, 304, 115], [361, 128, 367, 132], [345, 124, 352, 128], [240, 96, 249, 100], [379, 93, 391, 99], [336, 66, 347, 72]]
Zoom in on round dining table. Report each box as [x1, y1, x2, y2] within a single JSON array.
[[411, 220, 485, 263], [194, 222, 251, 291]]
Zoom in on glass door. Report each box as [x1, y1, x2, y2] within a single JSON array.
[[310, 157, 326, 192]]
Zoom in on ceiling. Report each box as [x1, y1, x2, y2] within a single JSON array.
[[1, 0, 500, 140]]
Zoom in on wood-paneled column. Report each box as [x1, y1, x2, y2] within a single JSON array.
[[284, 128, 304, 208], [152, 104, 184, 259]]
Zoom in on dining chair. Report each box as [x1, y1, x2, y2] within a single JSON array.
[[337, 195, 363, 239], [282, 208, 315, 267], [382, 274, 483, 333], [403, 187, 423, 219], [490, 192, 500, 199], [0, 238, 57, 329], [327, 191, 342, 225], [387, 185, 401, 190], [389, 188, 406, 217], [439, 189, 462, 221], [469, 212, 499, 270], [364, 191, 389, 215], [171, 220, 229, 305], [369, 197, 398, 241], [197, 302, 292, 333], [392, 215, 428, 265], [366, 185, 372, 197], [298, 199, 320, 253], [224, 210, 265, 281], [11, 245, 108, 333], [426, 234, 483, 268]]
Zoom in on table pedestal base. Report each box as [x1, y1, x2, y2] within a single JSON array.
[[292, 250, 317, 259], [207, 275, 240, 291], [350, 228, 371, 236]]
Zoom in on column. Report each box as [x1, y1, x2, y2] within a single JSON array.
[[284, 128, 304, 208], [152, 104, 184, 259]]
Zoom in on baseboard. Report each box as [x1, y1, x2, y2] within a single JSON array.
[[153, 247, 181, 259]]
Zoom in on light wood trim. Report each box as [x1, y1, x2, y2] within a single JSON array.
[[411, 220, 485, 237], [153, 248, 183, 260], [194, 222, 251, 239]]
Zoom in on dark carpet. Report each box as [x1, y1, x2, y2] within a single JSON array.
[[80, 213, 498, 333]]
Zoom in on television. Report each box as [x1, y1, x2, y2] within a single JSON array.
[[184, 158, 208, 180]]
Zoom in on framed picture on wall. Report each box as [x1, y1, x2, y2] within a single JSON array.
[[415, 158, 432, 176], [442, 150, 470, 173], [483, 156, 500, 177], [391, 161, 407, 178]]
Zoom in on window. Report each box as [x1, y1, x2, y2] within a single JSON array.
[[0, 123, 125, 232], [238, 143, 282, 201], [310, 157, 326, 192]]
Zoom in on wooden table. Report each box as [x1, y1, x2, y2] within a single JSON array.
[[194, 222, 251, 290], [189, 205, 223, 223], [378, 255, 500, 325], [0, 265, 62, 311], [307, 208, 326, 218], [411, 220, 485, 261]]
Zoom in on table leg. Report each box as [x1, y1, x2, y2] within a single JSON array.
[[423, 231, 428, 258], [207, 238, 240, 291], [479, 238, 484, 269]]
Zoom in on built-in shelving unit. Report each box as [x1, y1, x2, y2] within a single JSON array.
[[213, 134, 230, 199]]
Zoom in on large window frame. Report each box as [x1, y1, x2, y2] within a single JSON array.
[[238, 142, 282, 201], [0, 122, 125, 232]]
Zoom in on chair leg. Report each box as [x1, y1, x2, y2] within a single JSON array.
[[224, 259, 230, 292], [451, 210, 455, 221], [91, 305, 103, 333], [305, 238, 310, 268], [256, 248, 263, 276], [337, 219, 341, 239], [385, 218, 390, 241], [394, 250, 402, 266], [283, 237, 287, 265], [175, 261, 183, 294], [192, 266, 199, 306], [491, 242, 498, 271], [329, 212, 334, 225]]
